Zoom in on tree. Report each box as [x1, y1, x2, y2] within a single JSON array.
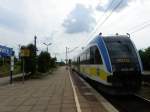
[[50, 57, 57, 68], [38, 51, 51, 73], [139, 47, 150, 70]]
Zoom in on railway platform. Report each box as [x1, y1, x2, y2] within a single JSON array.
[[0, 67, 117, 112]]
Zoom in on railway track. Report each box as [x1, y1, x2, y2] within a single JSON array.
[[103, 94, 150, 112], [93, 83, 150, 112], [89, 82, 150, 112], [73, 71, 150, 112]]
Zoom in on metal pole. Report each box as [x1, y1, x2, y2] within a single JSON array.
[[43, 43, 51, 53], [34, 35, 37, 56], [66, 47, 69, 69], [55, 53, 57, 58], [10, 57, 13, 84], [22, 58, 25, 84], [66, 47, 67, 69], [10, 71, 13, 84], [10, 56, 14, 84], [34, 35, 37, 71], [47, 46, 48, 52], [66, 47, 67, 64]]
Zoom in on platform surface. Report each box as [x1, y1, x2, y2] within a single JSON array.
[[0, 67, 117, 112]]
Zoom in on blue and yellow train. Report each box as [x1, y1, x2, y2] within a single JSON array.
[[72, 34, 143, 94]]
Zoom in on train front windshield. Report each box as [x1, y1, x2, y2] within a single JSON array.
[[105, 40, 133, 58], [104, 37, 141, 72]]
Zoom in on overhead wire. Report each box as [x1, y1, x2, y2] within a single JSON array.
[[68, 47, 78, 53], [130, 23, 150, 34], [59, 0, 125, 57], [75, 0, 124, 51], [69, 0, 117, 53], [55, 0, 125, 56], [84, 0, 116, 41], [128, 20, 150, 31], [68, 0, 150, 57], [128, 19, 150, 34], [85, 0, 124, 43]]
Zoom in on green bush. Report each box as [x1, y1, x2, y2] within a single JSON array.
[[38, 51, 51, 73], [50, 57, 57, 68], [0, 58, 3, 66]]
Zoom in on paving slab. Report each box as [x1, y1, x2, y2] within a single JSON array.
[[0, 67, 117, 112], [0, 67, 76, 112]]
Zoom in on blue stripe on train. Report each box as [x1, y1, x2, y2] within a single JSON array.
[[91, 36, 112, 73]]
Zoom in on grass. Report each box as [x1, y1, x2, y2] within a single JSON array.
[[0, 62, 57, 81], [0, 64, 21, 78], [13, 67, 57, 82]]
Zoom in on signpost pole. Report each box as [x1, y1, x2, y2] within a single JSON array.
[[22, 58, 25, 84], [10, 71, 13, 84], [10, 55, 14, 84], [20, 47, 30, 84]]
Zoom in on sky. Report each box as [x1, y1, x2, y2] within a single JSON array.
[[0, 0, 150, 61]]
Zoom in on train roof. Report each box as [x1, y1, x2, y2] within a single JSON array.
[[73, 34, 131, 57], [89, 35, 130, 45], [74, 35, 131, 58]]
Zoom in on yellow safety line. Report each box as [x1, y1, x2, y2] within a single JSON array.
[[68, 70, 82, 112]]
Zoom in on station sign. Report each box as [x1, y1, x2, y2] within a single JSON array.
[[0, 45, 13, 57], [20, 48, 30, 57]]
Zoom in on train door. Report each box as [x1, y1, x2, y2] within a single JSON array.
[[90, 46, 103, 77], [95, 46, 103, 77]]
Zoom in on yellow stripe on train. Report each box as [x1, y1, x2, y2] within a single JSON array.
[[80, 66, 108, 81], [99, 69, 107, 81], [90, 67, 97, 76]]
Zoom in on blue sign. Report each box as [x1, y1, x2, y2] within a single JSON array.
[[0, 45, 13, 57]]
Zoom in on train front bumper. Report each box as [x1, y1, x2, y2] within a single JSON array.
[[107, 71, 142, 89]]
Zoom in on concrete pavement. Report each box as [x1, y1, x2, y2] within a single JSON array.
[[0, 67, 76, 112], [0, 67, 117, 112]]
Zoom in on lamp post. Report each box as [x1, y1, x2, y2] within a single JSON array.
[[54, 52, 59, 58], [43, 43, 52, 52]]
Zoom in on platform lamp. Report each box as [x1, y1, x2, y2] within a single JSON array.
[[43, 43, 52, 52]]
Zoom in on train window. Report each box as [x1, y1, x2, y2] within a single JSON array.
[[90, 46, 102, 64], [83, 52, 86, 64], [81, 54, 83, 64], [86, 49, 90, 64], [106, 41, 134, 58], [80, 50, 90, 64], [78, 57, 80, 64], [90, 47, 95, 64], [81, 53, 85, 64], [95, 47, 102, 64], [80, 52, 87, 64]]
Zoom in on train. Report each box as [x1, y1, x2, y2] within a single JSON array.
[[71, 33, 143, 95]]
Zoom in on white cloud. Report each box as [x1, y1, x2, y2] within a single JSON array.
[[96, 0, 135, 12], [62, 4, 96, 34]]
